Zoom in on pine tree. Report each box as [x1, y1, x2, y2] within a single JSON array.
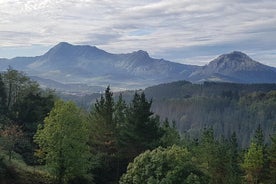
[[89, 86, 117, 154], [252, 124, 270, 182], [253, 124, 264, 147], [88, 86, 122, 183], [160, 118, 180, 147], [122, 92, 162, 158], [228, 132, 242, 184]]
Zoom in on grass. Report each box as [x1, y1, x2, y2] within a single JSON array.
[[0, 150, 54, 184]]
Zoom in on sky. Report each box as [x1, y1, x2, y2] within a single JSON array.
[[0, 0, 276, 67]]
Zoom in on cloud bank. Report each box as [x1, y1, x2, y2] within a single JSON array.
[[0, 0, 276, 66]]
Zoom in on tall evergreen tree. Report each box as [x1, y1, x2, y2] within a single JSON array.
[[114, 93, 127, 131], [160, 118, 180, 147], [252, 124, 270, 182], [89, 86, 117, 154], [228, 132, 242, 184], [253, 124, 264, 147], [88, 86, 122, 183], [121, 92, 162, 159]]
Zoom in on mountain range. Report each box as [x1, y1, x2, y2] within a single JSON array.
[[0, 42, 276, 93]]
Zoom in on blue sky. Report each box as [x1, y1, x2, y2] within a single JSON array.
[[0, 0, 276, 67]]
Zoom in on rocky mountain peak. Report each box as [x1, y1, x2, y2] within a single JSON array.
[[44, 42, 107, 58], [207, 51, 260, 71], [131, 50, 150, 59]]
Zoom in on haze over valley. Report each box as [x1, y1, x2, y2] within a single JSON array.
[[1, 42, 276, 94]]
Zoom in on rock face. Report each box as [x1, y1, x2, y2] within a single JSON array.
[[0, 43, 276, 93]]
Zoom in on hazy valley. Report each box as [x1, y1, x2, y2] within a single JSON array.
[[1, 42, 276, 94]]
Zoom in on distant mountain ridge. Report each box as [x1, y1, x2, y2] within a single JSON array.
[[0, 42, 276, 93], [189, 51, 276, 83]]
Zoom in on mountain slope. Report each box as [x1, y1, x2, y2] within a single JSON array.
[[0, 43, 276, 93], [144, 81, 276, 147], [189, 51, 276, 83], [0, 42, 199, 91]]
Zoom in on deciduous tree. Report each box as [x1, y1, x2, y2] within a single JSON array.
[[120, 145, 208, 184], [34, 100, 90, 184], [0, 123, 24, 161], [242, 142, 264, 184]]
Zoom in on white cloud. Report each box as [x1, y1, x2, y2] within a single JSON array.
[[0, 0, 275, 66]]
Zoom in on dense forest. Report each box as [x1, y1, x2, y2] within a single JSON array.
[[61, 81, 276, 147], [146, 81, 276, 147], [0, 69, 276, 184]]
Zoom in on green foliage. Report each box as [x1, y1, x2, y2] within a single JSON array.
[[89, 88, 176, 183], [34, 100, 91, 184], [190, 128, 242, 184], [147, 83, 276, 147], [2, 67, 39, 113], [120, 145, 208, 184], [242, 142, 264, 183], [269, 133, 276, 183], [89, 86, 118, 154], [88, 87, 122, 183], [121, 92, 163, 158], [0, 74, 7, 116], [160, 119, 180, 147], [0, 124, 24, 161], [0, 68, 56, 165], [3, 72, 276, 184]]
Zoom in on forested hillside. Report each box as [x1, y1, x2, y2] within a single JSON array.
[[61, 80, 276, 147], [146, 81, 276, 147], [1, 69, 276, 184]]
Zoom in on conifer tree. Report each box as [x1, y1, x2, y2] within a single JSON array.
[[121, 92, 162, 159], [228, 132, 242, 184], [252, 124, 270, 182], [89, 86, 117, 154]]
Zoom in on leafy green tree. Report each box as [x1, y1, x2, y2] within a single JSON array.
[[0, 123, 24, 161], [34, 100, 90, 184], [242, 142, 264, 184], [120, 145, 208, 184], [2, 67, 39, 114], [0, 69, 56, 165], [13, 90, 56, 164]]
